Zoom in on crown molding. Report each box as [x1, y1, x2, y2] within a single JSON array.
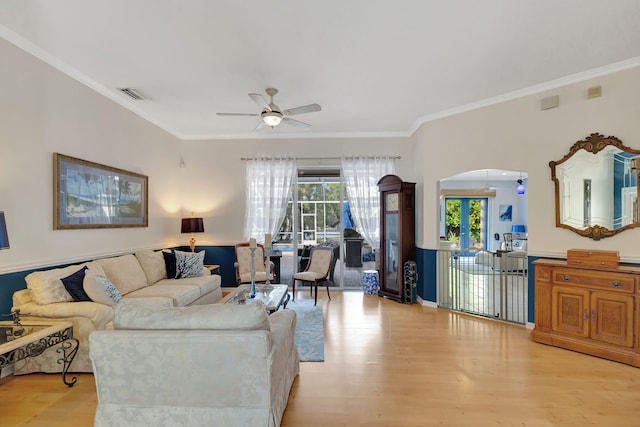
[[408, 56, 640, 135], [4, 23, 640, 142]]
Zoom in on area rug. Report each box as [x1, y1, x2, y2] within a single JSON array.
[[286, 299, 325, 362]]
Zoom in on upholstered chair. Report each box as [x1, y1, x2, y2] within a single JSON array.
[[292, 245, 334, 306], [234, 243, 274, 285]]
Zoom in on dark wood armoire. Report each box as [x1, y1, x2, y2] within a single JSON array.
[[377, 174, 416, 302]]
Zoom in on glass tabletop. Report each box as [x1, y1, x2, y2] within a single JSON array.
[[0, 323, 51, 346], [225, 284, 289, 312]]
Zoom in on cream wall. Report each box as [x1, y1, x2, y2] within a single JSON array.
[[0, 37, 413, 274], [0, 39, 184, 273], [3, 32, 640, 274], [413, 66, 640, 262], [177, 137, 414, 245]]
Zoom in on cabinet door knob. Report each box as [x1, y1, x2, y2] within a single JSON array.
[[610, 281, 623, 288], [561, 274, 571, 281], [583, 308, 589, 320], [591, 309, 597, 320]]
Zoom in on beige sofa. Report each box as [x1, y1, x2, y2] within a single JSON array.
[[90, 300, 299, 427], [11, 249, 222, 374]]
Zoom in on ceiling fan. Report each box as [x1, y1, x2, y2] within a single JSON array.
[[217, 88, 321, 130], [481, 170, 496, 192]]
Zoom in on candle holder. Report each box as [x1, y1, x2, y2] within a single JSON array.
[[264, 246, 272, 285], [249, 247, 257, 298]]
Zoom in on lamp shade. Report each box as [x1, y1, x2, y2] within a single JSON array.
[[181, 217, 204, 234], [511, 225, 526, 233], [0, 211, 10, 250]]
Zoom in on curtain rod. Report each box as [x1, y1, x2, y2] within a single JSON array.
[[240, 156, 401, 161]]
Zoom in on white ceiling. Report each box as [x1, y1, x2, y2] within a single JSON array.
[[2, 1, 640, 140]]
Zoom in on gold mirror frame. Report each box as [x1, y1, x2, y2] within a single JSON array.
[[550, 133, 640, 240]]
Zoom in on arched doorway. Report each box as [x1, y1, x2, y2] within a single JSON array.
[[437, 169, 529, 324]]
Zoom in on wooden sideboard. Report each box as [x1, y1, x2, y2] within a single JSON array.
[[531, 250, 640, 367]]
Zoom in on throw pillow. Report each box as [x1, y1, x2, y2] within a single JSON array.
[[61, 266, 92, 302], [134, 249, 168, 283], [26, 264, 84, 305], [83, 271, 123, 306], [175, 250, 205, 279], [162, 250, 177, 279]]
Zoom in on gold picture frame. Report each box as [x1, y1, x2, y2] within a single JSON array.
[[53, 153, 148, 229]]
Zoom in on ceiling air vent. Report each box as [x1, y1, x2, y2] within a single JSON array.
[[118, 87, 146, 100]]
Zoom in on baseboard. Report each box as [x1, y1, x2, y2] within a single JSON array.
[[417, 296, 437, 308]]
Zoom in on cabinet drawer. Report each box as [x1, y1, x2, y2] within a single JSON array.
[[552, 268, 636, 293]]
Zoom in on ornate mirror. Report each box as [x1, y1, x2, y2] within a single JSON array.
[[550, 133, 640, 240]]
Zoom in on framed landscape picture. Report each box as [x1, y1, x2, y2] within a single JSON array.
[[53, 153, 148, 229]]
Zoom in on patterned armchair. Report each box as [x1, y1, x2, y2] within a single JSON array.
[[234, 243, 274, 285]]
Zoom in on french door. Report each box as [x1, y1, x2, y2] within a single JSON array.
[[445, 198, 488, 251]]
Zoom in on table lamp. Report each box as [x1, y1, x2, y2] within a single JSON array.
[[181, 216, 204, 252], [511, 224, 526, 238], [0, 211, 9, 250]]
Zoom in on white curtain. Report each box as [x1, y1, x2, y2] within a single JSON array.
[[243, 157, 296, 243], [342, 156, 395, 249]]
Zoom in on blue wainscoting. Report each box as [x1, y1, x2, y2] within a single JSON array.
[[415, 247, 437, 303], [0, 245, 240, 320], [0, 269, 42, 321], [177, 245, 238, 288]]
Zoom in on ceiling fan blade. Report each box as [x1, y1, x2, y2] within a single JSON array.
[[216, 112, 259, 117], [282, 117, 311, 129], [283, 104, 321, 116], [254, 120, 268, 131], [249, 93, 270, 111]]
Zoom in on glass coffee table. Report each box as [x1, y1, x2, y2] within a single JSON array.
[[221, 284, 290, 313], [0, 319, 79, 387]]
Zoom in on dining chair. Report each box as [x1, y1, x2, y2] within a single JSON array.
[[502, 233, 513, 251], [292, 245, 334, 306]]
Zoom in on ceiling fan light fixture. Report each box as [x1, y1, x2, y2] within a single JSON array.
[[262, 111, 283, 127]]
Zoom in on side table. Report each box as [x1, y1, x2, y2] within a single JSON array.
[[204, 264, 220, 274], [0, 320, 79, 387]]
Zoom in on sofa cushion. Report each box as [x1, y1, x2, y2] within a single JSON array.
[[61, 266, 92, 302], [84, 271, 123, 306], [26, 261, 105, 305], [155, 274, 219, 297], [175, 250, 205, 279], [134, 250, 167, 284], [97, 254, 148, 295], [122, 296, 173, 307], [125, 284, 201, 307], [113, 299, 270, 331]]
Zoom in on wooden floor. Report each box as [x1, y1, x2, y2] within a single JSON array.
[[2, 291, 640, 426]]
